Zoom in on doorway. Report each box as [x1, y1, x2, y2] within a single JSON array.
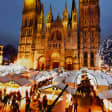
[[53, 62, 59, 69]]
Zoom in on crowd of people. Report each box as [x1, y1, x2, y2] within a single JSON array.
[[0, 74, 106, 112], [0, 85, 49, 112], [25, 91, 48, 112], [0, 88, 21, 112], [67, 96, 78, 112]]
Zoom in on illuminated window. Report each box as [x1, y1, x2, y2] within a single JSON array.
[[51, 52, 60, 59], [66, 58, 72, 64], [39, 57, 45, 63]]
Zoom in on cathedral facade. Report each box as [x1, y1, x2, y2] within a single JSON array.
[[18, 0, 100, 70]]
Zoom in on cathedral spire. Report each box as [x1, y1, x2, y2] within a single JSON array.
[[40, 7, 44, 17], [49, 4, 52, 15], [46, 4, 53, 24], [72, 0, 76, 12], [63, 2, 68, 14], [71, 0, 77, 20], [65, 2, 67, 12]]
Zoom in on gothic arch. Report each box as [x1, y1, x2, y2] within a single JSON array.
[[38, 56, 46, 70], [50, 31, 62, 41], [48, 28, 65, 42], [51, 52, 60, 69], [65, 56, 73, 70]]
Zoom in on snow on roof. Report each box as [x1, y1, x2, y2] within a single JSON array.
[[53, 76, 65, 82], [102, 90, 112, 99], [65, 75, 75, 83], [98, 93, 105, 99], [53, 70, 112, 86], [0, 75, 13, 83], [15, 78, 31, 86], [11, 74, 23, 77], [97, 79, 109, 86]]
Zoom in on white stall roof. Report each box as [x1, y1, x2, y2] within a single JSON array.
[[102, 90, 112, 99]]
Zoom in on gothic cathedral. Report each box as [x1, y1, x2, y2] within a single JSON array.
[[18, 0, 100, 70]]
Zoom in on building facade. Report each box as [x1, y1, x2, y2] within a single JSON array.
[[79, 0, 100, 70], [0, 45, 3, 65], [18, 0, 100, 70]]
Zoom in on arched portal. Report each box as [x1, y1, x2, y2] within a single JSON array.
[[38, 56, 46, 70], [65, 57, 73, 70], [51, 52, 60, 69]]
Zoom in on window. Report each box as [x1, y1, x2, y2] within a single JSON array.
[[90, 52, 94, 67], [29, 19, 33, 26], [59, 44, 61, 48], [53, 44, 55, 48], [84, 32, 87, 43], [51, 31, 62, 41], [48, 44, 51, 48], [84, 52, 88, 66], [25, 19, 27, 27], [73, 15, 76, 21], [64, 15, 67, 20], [56, 44, 57, 48]]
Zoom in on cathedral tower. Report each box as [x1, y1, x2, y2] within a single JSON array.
[[79, 0, 100, 69], [17, 0, 100, 70], [18, 0, 44, 68]]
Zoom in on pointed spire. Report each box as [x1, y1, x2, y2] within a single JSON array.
[[72, 0, 76, 12], [65, 2, 67, 11], [47, 4, 53, 23], [49, 4, 52, 14], [40, 8, 44, 17], [64, 2, 68, 13]]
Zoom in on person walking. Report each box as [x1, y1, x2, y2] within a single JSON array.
[[13, 101, 20, 112], [0, 90, 2, 102], [3, 94, 8, 106], [68, 98, 73, 112], [25, 96, 31, 112], [73, 96, 78, 112], [38, 98, 42, 112], [43, 95, 48, 112], [74, 101, 78, 112], [17, 91, 21, 106], [89, 108, 91, 112]]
